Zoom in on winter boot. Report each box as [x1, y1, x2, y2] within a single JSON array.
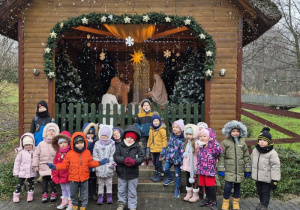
[[72, 206, 78, 210], [13, 192, 20, 203], [79, 208, 86, 210], [232, 197, 240, 210], [256, 203, 263, 210], [200, 198, 211, 207], [153, 172, 164, 182], [97, 194, 104, 205], [163, 178, 174, 186], [174, 186, 180, 198], [42, 193, 48, 203], [189, 188, 200, 203], [106, 193, 113, 204], [211, 200, 218, 210], [150, 171, 158, 181], [57, 197, 68, 209], [183, 187, 193, 201], [117, 201, 125, 210], [221, 198, 230, 210], [66, 198, 73, 210], [27, 191, 34, 202], [50, 192, 57, 202]]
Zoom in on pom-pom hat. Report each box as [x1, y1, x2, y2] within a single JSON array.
[[258, 127, 273, 145]]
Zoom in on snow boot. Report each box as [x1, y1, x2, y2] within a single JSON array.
[[232, 197, 240, 210], [200, 198, 211, 207], [183, 187, 193, 201], [42, 193, 48, 203], [211, 200, 218, 210], [150, 171, 157, 181], [51, 192, 57, 202], [97, 194, 103, 205], [221, 198, 230, 210], [13, 192, 20, 203], [72, 206, 78, 210], [153, 172, 164, 182], [27, 191, 34, 202], [189, 188, 200, 202], [57, 197, 68, 209], [106, 193, 113, 204], [79, 208, 86, 210], [66, 198, 73, 210], [117, 201, 125, 210]]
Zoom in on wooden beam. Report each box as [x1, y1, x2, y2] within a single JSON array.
[[241, 109, 300, 137], [242, 103, 300, 119], [245, 137, 300, 146], [72, 26, 113, 37], [18, 17, 24, 138], [152, 26, 189, 39], [205, 78, 211, 126], [238, 0, 257, 19], [236, 17, 243, 121]]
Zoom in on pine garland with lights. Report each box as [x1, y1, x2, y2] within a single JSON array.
[[43, 12, 216, 80], [171, 49, 205, 105], [55, 49, 83, 103], [100, 53, 116, 94]]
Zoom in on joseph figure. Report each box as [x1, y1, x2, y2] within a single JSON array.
[[110, 71, 131, 106]]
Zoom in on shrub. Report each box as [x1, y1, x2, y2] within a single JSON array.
[[0, 162, 18, 199]]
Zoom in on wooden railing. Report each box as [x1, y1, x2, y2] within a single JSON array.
[[55, 102, 205, 136]]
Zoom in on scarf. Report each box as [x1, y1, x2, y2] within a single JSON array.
[[124, 140, 135, 147], [184, 139, 195, 183], [256, 144, 273, 154], [36, 110, 50, 118], [44, 137, 53, 144], [59, 145, 71, 153]]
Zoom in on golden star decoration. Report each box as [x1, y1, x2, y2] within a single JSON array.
[[130, 50, 144, 65]]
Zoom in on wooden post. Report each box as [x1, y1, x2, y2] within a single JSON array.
[[236, 16, 243, 121], [18, 18, 24, 138], [205, 79, 211, 126]]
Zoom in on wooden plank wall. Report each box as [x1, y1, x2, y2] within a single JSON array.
[[22, 0, 241, 139]]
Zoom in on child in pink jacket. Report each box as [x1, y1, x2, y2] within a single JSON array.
[[13, 133, 37, 203]]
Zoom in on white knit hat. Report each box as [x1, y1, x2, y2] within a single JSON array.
[[23, 136, 34, 146]]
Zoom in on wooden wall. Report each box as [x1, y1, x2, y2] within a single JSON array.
[[22, 0, 241, 139]]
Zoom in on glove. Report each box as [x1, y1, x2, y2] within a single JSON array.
[[271, 180, 279, 190], [99, 158, 109, 165], [47, 163, 56, 170], [218, 171, 225, 177], [146, 148, 150, 155], [125, 157, 136, 167], [160, 147, 166, 156], [245, 172, 251, 178]]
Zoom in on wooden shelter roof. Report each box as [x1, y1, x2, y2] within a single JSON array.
[[0, 0, 281, 46]]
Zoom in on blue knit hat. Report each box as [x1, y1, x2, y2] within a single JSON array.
[[88, 127, 95, 135], [151, 115, 161, 129], [141, 99, 151, 107]]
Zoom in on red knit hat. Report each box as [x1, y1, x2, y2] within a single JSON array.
[[125, 132, 138, 141], [61, 131, 71, 138]]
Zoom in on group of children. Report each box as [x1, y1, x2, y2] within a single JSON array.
[[12, 99, 281, 210]]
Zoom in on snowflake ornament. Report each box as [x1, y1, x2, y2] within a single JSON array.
[[143, 15, 150, 22], [124, 16, 131, 23], [125, 36, 134, 46], [101, 16, 107, 22], [44, 47, 51, 53], [100, 52, 106, 60], [81, 17, 88, 24], [184, 18, 191, 25], [206, 51, 213, 57], [50, 31, 57, 38], [165, 17, 172, 22], [48, 72, 55, 78], [199, 33, 206, 39], [164, 50, 171, 58], [205, 70, 212, 77]]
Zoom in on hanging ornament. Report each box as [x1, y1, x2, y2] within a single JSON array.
[[125, 36, 134, 46], [124, 16, 131, 23], [87, 34, 91, 39], [143, 15, 150, 22], [184, 18, 191, 25], [101, 15, 107, 22], [176, 52, 180, 57], [87, 42, 91, 47], [130, 50, 144, 64], [60, 22, 64, 29], [172, 58, 176, 62], [199, 33, 206, 39], [50, 31, 57, 38], [81, 17, 88, 24], [165, 17, 172, 22], [164, 50, 171, 58], [205, 70, 212, 77], [44, 47, 51, 53], [100, 51, 106, 60], [206, 51, 213, 56]]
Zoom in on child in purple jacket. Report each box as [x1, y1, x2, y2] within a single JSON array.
[[197, 128, 222, 210]]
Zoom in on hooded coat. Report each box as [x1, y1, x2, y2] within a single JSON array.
[[55, 132, 100, 182], [51, 132, 71, 184], [13, 133, 37, 178], [162, 132, 185, 166], [134, 99, 153, 137], [147, 123, 167, 153], [113, 126, 144, 179], [33, 123, 59, 177], [82, 122, 98, 156], [112, 127, 124, 150]]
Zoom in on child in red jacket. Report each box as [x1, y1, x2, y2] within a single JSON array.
[[52, 131, 72, 210], [48, 132, 106, 210]]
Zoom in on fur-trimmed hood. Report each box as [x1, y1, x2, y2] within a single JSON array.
[[184, 124, 199, 139], [15, 133, 35, 152], [52, 131, 72, 151], [82, 122, 99, 137], [222, 120, 247, 138], [98, 124, 113, 139], [42, 123, 60, 138]]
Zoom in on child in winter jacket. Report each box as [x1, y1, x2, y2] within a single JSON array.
[[30, 100, 55, 146], [33, 122, 59, 203], [161, 119, 185, 198], [52, 131, 72, 210], [251, 127, 281, 210], [181, 124, 202, 203], [112, 127, 124, 150], [82, 122, 99, 201], [13, 133, 37, 203], [47, 132, 103, 210], [146, 114, 167, 182], [198, 128, 222, 210], [93, 124, 116, 205], [134, 99, 153, 165], [218, 120, 251, 210], [113, 125, 144, 210]]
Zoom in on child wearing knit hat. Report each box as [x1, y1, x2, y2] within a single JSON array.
[[93, 124, 116, 205], [13, 133, 37, 203], [251, 127, 281, 210], [161, 119, 185, 198]]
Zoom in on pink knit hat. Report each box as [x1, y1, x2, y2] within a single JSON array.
[[173, 119, 185, 132], [199, 128, 210, 137]]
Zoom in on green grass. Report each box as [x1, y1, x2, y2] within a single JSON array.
[[0, 82, 18, 113], [289, 107, 300, 113]]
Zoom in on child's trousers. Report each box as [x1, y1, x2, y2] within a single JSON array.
[[89, 172, 97, 196], [70, 180, 88, 207], [60, 183, 71, 198], [164, 162, 181, 189], [117, 178, 138, 209], [152, 153, 163, 173], [223, 181, 241, 199], [15, 177, 34, 193], [42, 176, 56, 194], [256, 181, 271, 207], [98, 177, 113, 194]]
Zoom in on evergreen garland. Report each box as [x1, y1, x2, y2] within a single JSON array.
[[43, 12, 216, 80]]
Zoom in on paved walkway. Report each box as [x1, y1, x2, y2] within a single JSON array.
[[1, 193, 299, 210]]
